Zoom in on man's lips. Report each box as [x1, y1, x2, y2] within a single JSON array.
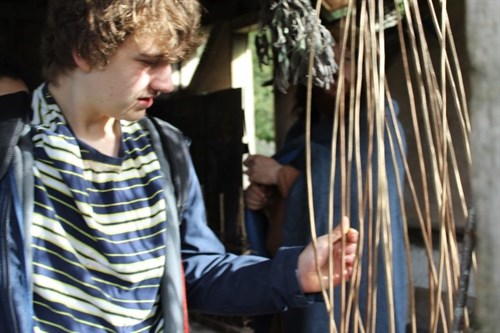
[[138, 97, 154, 108]]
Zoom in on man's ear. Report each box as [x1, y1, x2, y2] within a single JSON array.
[[72, 49, 92, 72]]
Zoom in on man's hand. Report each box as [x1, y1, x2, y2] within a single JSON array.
[[244, 154, 283, 185], [244, 183, 271, 211], [297, 217, 359, 293]]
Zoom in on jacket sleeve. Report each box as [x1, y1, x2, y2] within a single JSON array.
[[180, 157, 314, 315], [0, 91, 34, 333]]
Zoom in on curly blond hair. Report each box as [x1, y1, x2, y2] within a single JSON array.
[[42, 0, 203, 83]]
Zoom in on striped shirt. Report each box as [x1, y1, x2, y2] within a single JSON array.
[[31, 84, 167, 332]]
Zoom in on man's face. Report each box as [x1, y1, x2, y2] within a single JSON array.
[[0, 77, 28, 96], [82, 36, 174, 122], [313, 42, 353, 111], [327, 42, 353, 99]]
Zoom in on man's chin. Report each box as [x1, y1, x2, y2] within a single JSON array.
[[123, 109, 147, 122]]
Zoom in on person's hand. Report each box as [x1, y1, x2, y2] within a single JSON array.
[[244, 183, 271, 211], [244, 154, 283, 185], [0, 77, 28, 96], [297, 217, 359, 293]]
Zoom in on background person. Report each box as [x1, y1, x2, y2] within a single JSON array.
[[0, 60, 29, 94], [244, 19, 408, 333]]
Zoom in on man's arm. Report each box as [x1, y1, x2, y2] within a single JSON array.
[[180, 158, 313, 315], [180, 154, 358, 315]]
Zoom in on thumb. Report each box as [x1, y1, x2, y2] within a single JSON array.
[[331, 216, 350, 242]]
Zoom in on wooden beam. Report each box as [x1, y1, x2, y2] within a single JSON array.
[[468, 0, 500, 331], [0, 3, 46, 21], [201, 0, 259, 26]]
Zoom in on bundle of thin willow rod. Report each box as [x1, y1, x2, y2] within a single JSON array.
[[297, 1, 473, 332], [256, 0, 338, 92]]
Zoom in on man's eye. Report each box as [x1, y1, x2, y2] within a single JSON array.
[[141, 59, 158, 67]]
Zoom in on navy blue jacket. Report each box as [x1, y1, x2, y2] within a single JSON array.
[[0, 91, 313, 333]]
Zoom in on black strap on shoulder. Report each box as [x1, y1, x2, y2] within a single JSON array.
[[143, 116, 191, 221], [139, 116, 188, 332], [0, 92, 32, 179]]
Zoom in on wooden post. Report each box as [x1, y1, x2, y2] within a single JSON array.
[[467, 1, 500, 331]]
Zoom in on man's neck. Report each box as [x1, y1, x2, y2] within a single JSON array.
[[48, 79, 122, 157]]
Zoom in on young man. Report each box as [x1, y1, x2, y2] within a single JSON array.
[[0, 1, 358, 333]]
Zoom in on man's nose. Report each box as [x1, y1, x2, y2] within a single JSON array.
[[150, 64, 174, 94]]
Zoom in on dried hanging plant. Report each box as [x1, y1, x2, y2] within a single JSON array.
[[256, 0, 338, 93]]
